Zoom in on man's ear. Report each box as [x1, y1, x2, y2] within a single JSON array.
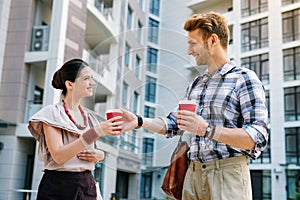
[[209, 34, 219, 48]]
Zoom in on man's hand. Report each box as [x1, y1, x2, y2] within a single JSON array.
[[120, 109, 138, 132], [177, 110, 208, 136]]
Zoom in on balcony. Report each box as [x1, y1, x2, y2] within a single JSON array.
[[86, 0, 117, 54], [83, 50, 113, 102], [187, 0, 233, 16]]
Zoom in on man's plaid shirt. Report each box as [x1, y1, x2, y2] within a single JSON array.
[[164, 61, 268, 162]]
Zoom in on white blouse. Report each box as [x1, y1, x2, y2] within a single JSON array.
[[28, 104, 100, 172]]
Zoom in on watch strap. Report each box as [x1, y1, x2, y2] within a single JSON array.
[[135, 115, 143, 129]]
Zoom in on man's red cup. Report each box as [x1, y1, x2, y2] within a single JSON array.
[[106, 109, 123, 131], [178, 100, 197, 112]]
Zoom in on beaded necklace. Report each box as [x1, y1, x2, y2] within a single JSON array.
[[62, 99, 88, 130]]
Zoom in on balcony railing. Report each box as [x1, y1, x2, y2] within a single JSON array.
[[25, 101, 43, 123], [94, 0, 114, 20], [88, 52, 109, 75]]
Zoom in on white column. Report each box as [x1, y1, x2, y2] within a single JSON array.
[[43, 0, 70, 106], [31, 1, 69, 198], [0, 0, 11, 85], [269, 1, 286, 200]]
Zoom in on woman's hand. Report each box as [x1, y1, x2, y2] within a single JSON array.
[[77, 149, 105, 163], [95, 116, 123, 136]]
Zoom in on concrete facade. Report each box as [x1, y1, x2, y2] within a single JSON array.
[[0, 0, 300, 200]]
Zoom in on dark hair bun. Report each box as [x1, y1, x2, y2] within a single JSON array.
[[52, 69, 64, 89]]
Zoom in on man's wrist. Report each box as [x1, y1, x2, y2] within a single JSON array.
[[204, 124, 216, 139], [204, 123, 211, 137], [135, 115, 143, 129]]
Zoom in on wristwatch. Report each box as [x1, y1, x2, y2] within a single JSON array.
[[135, 115, 143, 129], [204, 124, 211, 137]]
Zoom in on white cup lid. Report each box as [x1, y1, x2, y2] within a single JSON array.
[[106, 109, 122, 113], [178, 99, 196, 105]]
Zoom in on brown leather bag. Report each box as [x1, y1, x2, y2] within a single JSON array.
[[161, 137, 189, 200]]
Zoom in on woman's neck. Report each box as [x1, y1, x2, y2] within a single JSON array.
[[62, 96, 80, 111]]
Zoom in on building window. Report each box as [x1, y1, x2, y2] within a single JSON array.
[[228, 25, 233, 44], [282, 0, 300, 6], [133, 91, 139, 114], [286, 170, 300, 200], [284, 86, 300, 121], [241, 53, 269, 84], [250, 130, 271, 164], [137, 20, 142, 42], [283, 9, 300, 43], [283, 46, 300, 81], [144, 106, 155, 118], [124, 43, 130, 67], [145, 76, 156, 103], [147, 47, 158, 73], [149, 0, 159, 16], [265, 90, 270, 120], [250, 170, 271, 200], [135, 55, 141, 77], [127, 6, 133, 29], [148, 18, 159, 44], [140, 172, 152, 198], [93, 162, 105, 194], [139, 0, 144, 9], [144, 106, 155, 133], [142, 138, 154, 165], [122, 82, 129, 107], [34, 86, 43, 104], [286, 127, 300, 164], [241, 0, 268, 17], [131, 130, 137, 152], [241, 18, 268, 52]]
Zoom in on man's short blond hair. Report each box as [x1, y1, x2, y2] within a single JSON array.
[[184, 12, 230, 49]]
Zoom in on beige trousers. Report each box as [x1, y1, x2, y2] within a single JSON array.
[[182, 156, 252, 200]]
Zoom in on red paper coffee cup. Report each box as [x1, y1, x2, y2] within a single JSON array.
[[178, 100, 197, 112], [106, 109, 123, 131]]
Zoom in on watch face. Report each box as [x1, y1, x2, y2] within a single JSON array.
[[206, 126, 211, 132]]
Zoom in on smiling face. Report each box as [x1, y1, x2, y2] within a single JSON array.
[[187, 29, 211, 66], [72, 66, 96, 98]]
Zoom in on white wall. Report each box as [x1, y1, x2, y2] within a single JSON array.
[[0, 0, 11, 85]]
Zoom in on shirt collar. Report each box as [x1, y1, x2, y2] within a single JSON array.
[[201, 61, 237, 78]]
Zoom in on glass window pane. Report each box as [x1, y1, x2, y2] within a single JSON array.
[[147, 48, 157, 73], [127, 6, 132, 29], [122, 82, 128, 106], [296, 47, 300, 80]]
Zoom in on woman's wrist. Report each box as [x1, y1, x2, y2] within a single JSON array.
[[94, 124, 105, 136], [80, 126, 104, 147]]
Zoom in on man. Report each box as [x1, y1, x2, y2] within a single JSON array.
[[122, 12, 268, 200]]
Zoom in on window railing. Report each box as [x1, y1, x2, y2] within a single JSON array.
[[282, 0, 300, 6], [25, 100, 43, 123], [94, 0, 114, 20], [241, 2, 268, 17], [283, 32, 300, 43]]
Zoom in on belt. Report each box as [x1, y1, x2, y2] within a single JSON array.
[[189, 156, 248, 171]]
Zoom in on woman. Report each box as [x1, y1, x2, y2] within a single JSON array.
[[28, 59, 122, 199]]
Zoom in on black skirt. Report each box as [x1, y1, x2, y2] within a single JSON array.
[[37, 170, 97, 200]]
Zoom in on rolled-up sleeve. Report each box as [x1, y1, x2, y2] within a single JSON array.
[[237, 71, 269, 157], [164, 111, 184, 138]]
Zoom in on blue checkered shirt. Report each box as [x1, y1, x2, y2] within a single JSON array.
[[164, 61, 268, 162]]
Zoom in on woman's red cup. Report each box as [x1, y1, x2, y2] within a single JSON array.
[[178, 100, 197, 112], [106, 109, 123, 131]]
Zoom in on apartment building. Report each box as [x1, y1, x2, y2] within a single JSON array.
[[152, 0, 300, 199], [0, 0, 152, 199], [1, 0, 300, 200]]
